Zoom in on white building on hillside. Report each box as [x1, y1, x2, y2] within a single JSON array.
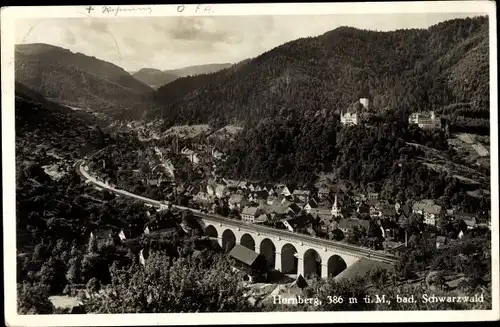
[[408, 111, 442, 130], [340, 98, 369, 126]]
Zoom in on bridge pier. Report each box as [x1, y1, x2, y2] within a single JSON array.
[[321, 264, 328, 279], [297, 258, 304, 277], [274, 252, 281, 272], [200, 219, 396, 280]]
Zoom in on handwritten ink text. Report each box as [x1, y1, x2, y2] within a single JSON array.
[[101, 6, 153, 16], [195, 4, 214, 14]]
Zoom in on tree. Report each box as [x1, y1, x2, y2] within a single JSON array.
[[406, 213, 424, 235], [346, 226, 367, 245], [87, 236, 98, 253], [17, 282, 55, 314], [66, 257, 82, 285], [36, 257, 67, 293], [330, 228, 344, 241], [86, 277, 101, 294], [83, 252, 253, 313]]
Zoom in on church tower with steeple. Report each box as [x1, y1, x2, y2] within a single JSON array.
[[331, 194, 342, 218]]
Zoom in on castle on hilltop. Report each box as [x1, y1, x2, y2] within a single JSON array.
[[340, 97, 369, 126]]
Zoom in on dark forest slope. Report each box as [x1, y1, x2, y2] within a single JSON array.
[[15, 43, 154, 118], [15, 82, 108, 160], [151, 17, 489, 133]]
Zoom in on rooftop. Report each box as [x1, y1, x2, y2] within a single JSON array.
[[335, 258, 392, 282], [242, 206, 259, 216], [229, 244, 260, 266], [338, 218, 370, 230], [412, 200, 442, 215]]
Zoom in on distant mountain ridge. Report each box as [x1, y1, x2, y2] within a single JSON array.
[[15, 43, 155, 118], [149, 16, 489, 134], [131, 63, 233, 89]]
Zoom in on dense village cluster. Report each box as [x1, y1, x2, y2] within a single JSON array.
[[185, 175, 490, 249]]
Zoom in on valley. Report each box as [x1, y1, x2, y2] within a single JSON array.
[[12, 14, 493, 315]]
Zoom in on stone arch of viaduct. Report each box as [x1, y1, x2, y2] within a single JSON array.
[[201, 219, 361, 279]]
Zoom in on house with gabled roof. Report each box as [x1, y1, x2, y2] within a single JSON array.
[[90, 228, 114, 247], [412, 199, 443, 226], [266, 195, 278, 205], [454, 212, 477, 230], [255, 213, 270, 224], [265, 185, 276, 196], [338, 218, 370, 235], [276, 184, 292, 197], [228, 194, 249, 211], [287, 203, 302, 216], [241, 206, 263, 223], [292, 189, 310, 202], [303, 199, 319, 213], [228, 245, 268, 282], [194, 191, 213, 203]]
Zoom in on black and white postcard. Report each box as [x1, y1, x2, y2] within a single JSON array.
[[2, 2, 498, 325]]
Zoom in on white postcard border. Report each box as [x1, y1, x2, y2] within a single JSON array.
[[2, 1, 498, 326]]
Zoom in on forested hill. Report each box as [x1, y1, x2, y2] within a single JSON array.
[[15, 82, 107, 157], [131, 63, 233, 89], [151, 16, 489, 133], [130, 68, 178, 89], [166, 63, 233, 77], [15, 43, 155, 119]]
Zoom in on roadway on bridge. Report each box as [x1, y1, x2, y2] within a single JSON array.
[[75, 158, 399, 264]]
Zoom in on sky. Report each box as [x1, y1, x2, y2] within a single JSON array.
[[15, 12, 484, 72]]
